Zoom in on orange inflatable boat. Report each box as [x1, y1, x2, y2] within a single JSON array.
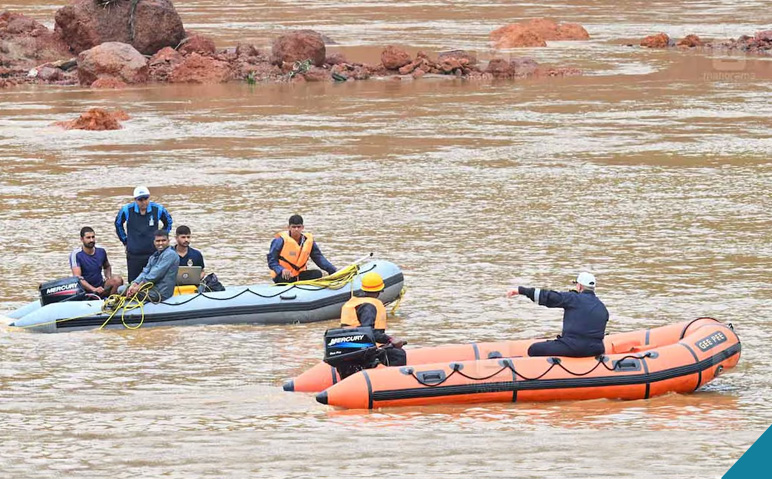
[[314, 318, 740, 409], [284, 317, 730, 393]]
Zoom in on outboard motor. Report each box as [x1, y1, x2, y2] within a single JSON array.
[[323, 327, 380, 379], [39, 276, 86, 306]]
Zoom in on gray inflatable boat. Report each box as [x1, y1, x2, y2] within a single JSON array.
[[6, 261, 404, 333]]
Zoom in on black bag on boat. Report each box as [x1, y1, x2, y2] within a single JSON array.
[[39, 276, 86, 306], [199, 273, 225, 292]]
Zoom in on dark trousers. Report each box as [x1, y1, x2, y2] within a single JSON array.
[[383, 347, 407, 366], [528, 338, 604, 358], [272, 269, 323, 284], [127, 253, 151, 283]]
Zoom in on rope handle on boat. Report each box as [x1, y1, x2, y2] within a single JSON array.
[[407, 352, 655, 387]]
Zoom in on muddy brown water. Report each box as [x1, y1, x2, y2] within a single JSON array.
[[1, 1, 771, 478]]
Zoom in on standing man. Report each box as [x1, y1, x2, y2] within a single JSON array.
[[114, 186, 172, 283], [121, 230, 179, 301], [267, 214, 337, 283], [69, 227, 124, 297], [174, 225, 205, 279], [507, 272, 609, 358], [339, 271, 407, 369]]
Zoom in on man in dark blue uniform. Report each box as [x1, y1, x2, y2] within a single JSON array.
[[114, 186, 173, 283], [507, 272, 608, 357], [174, 225, 205, 280]]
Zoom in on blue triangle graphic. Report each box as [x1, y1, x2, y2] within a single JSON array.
[[724, 425, 772, 478]]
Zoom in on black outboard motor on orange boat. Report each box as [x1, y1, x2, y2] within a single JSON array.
[[323, 326, 382, 379], [39, 276, 86, 306]]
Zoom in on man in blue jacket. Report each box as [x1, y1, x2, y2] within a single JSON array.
[[114, 186, 173, 282], [507, 272, 609, 357], [121, 230, 179, 301]]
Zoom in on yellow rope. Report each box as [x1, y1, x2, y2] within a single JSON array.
[[99, 282, 155, 330], [390, 286, 407, 315], [12, 282, 156, 331], [275, 263, 362, 290]]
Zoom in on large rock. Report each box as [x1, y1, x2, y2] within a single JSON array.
[[485, 58, 515, 78], [381, 45, 412, 70], [677, 34, 703, 48], [641, 33, 670, 48], [169, 52, 231, 83], [271, 30, 325, 67], [77, 41, 148, 86], [491, 18, 590, 49], [54, 0, 185, 55], [438, 49, 477, 66], [177, 33, 216, 56], [490, 24, 547, 48], [55, 108, 129, 130], [0, 11, 71, 73]]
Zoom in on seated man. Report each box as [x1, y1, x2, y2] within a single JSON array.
[[339, 272, 407, 373], [121, 230, 179, 302], [69, 227, 123, 297], [174, 225, 205, 280], [507, 272, 609, 358], [267, 214, 337, 283]]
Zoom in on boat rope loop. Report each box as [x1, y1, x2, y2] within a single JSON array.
[[98, 282, 158, 330], [408, 352, 654, 388]]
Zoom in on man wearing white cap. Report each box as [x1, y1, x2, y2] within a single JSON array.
[[114, 186, 173, 282], [507, 272, 609, 357]]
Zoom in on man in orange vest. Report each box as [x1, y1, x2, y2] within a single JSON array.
[[267, 214, 337, 283], [339, 271, 407, 367]]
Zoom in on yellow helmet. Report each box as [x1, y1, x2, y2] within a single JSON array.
[[361, 272, 384, 292]]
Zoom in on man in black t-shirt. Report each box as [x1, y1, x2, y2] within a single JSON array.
[[174, 225, 205, 280]]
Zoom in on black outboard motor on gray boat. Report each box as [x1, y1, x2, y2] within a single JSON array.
[[323, 326, 383, 379], [39, 276, 86, 306]]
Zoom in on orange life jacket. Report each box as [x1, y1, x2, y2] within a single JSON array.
[[340, 296, 387, 330], [271, 231, 314, 278]]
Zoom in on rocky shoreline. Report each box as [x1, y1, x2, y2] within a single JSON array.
[[1, 1, 770, 91]]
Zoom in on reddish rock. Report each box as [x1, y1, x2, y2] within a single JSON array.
[[148, 46, 182, 82], [398, 58, 424, 75], [510, 57, 539, 76], [485, 58, 515, 78], [641, 33, 670, 48], [169, 52, 231, 83], [437, 49, 477, 66], [302, 66, 329, 82], [271, 30, 326, 67], [381, 45, 412, 70], [77, 42, 148, 86], [36, 66, 62, 82], [677, 34, 703, 47], [0, 12, 71, 72], [55, 108, 127, 130], [54, 0, 185, 55], [178, 33, 216, 56], [491, 18, 589, 48], [412, 68, 426, 79], [236, 43, 261, 58], [325, 52, 347, 65], [91, 77, 128, 89], [755, 30, 772, 42], [490, 24, 547, 48]]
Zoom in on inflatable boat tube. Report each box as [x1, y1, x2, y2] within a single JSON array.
[[6, 261, 403, 333], [285, 317, 723, 393], [316, 319, 740, 409]]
